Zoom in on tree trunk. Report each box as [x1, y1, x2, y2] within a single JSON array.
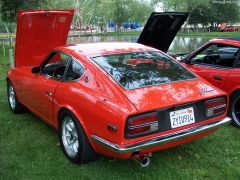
[[117, 23, 121, 32], [4, 23, 12, 46]]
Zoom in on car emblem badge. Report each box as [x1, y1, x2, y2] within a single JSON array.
[[201, 87, 214, 95]]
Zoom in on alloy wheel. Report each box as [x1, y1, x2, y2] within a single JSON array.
[[8, 84, 16, 110], [61, 116, 79, 158], [232, 96, 240, 126]]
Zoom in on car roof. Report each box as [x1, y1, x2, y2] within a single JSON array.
[[55, 42, 158, 57], [217, 37, 240, 41], [209, 37, 240, 47]]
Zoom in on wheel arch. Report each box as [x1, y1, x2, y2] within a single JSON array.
[[56, 105, 99, 152], [6, 77, 19, 99], [6, 68, 14, 82], [229, 88, 240, 101], [228, 88, 240, 128], [56, 106, 90, 138], [6, 76, 13, 85]]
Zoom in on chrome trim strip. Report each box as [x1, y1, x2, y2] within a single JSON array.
[[91, 117, 231, 153], [208, 104, 226, 111], [192, 63, 233, 70], [129, 121, 158, 129]]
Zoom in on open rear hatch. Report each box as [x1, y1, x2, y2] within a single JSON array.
[[121, 80, 226, 138], [15, 10, 74, 68], [137, 12, 188, 52], [122, 80, 221, 113]]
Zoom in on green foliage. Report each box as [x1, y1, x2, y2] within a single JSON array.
[[207, 0, 239, 24], [0, 22, 16, 33], [108, 0, 153, 30], [0, 0, 48, 22], [0, 0, 153, 32], [28, 0, 153, 30], [162, 0, 240, 27], [128, 0, 153, 23], [72, 0, 153, 28], [112, 0, 132, 30], [45, 0, 75, 9], [177, 31, 240, 37]]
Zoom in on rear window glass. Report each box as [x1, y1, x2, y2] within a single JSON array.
[[92, 51, 196, 90]]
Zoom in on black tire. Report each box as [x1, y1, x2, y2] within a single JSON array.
[[59, 110, 98, 164], [229, 91, 240, 128], [7, 80, 26, 114]]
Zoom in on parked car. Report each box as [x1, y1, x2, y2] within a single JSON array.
[[7, 10, 231, 166], [220, 24, 240, 32], [174, 38, 240, 128], [136, 16, 240, 129]]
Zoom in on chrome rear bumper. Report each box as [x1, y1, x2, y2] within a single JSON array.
[[91, 117, 231, 154]]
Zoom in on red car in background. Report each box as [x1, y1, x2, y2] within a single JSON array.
[[7, 10, 231, 166], [137, 17, 240, 129], [220, 23, 240, 32], [175, 38, 240, 128]]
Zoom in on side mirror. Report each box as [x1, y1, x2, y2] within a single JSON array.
[[32, 66, 40, 74]]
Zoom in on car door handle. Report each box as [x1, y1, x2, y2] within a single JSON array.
[[46, 91, 53, 97], [213, 75, 223, 81]]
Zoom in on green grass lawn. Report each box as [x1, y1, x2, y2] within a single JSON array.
[[1, 31, 239, 39], [177, 31, 240, 37], [60, 31, 240, 38], [0, 46, 240, 179], [0, 33, 15, 38]]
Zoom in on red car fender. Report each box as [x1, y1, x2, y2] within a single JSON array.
[[6, 70, 14, 84], [6, 70, 20, 98], [54, 104, 99, 150], [55, 106, 101, 154], [54, 105, 88, 133], [229, 86, 240, 98]]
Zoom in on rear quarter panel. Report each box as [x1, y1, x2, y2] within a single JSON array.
[[53, 60, 138, 151], [224, 68, 240, 96], [118, 75, 228, 148]]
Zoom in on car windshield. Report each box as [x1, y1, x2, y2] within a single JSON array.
[[92, 51, 196, 90]]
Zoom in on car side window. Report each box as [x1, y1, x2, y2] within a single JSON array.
[[190, 44, 239, 68], [41, 52, 71, 80], [235, 56, 240, 68], [65, 60, 85, 81]]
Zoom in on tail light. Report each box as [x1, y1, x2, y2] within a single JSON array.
[[205, 97, 226, 117], [126, 112, 158, 137]]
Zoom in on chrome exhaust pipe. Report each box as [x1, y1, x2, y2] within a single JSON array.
[[133, 154, 150, 167]]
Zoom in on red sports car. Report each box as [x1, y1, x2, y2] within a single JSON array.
[[7, 10, 231, 166], [174, 38, 240, 128], [220, 25, 240, 32]]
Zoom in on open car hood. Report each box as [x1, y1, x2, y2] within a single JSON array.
[[137, 12, 188, 53], [15, 10, 74, 68]]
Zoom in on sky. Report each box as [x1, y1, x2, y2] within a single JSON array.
[[154, 1, 164, 12]]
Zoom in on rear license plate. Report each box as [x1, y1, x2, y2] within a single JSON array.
[[170, 107, 195, 128]]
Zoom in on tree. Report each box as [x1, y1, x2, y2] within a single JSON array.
[[207, 0, 239, 30], [129, 0, 153, 23], [0, 0, 155, 33], [160, 0, 240, 31], [0, 0, 48, 46], [0, 0, 47, 22], [109, 0, 154, 31], [46, 0, 100, 29], [112, 0, 132, 31]]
